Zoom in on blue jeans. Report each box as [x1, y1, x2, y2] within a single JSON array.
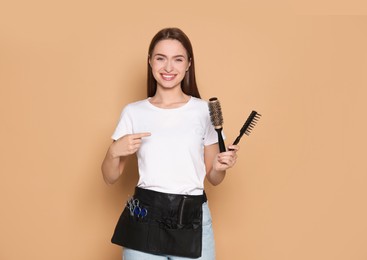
[[123, 202, 216, 260]]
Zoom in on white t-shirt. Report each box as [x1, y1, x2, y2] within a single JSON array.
[[112, 97, 220, 195]]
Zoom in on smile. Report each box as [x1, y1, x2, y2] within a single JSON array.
[[161, 74, 176, 81]]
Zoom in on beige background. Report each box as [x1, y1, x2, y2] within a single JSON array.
[[1, 1, 367, 259]]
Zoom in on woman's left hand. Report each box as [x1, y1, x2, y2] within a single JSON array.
[[213, 145, 240, 171]]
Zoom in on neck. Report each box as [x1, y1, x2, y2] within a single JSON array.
[[150, 88, 190, 108]]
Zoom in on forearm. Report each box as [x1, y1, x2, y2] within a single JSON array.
[[101, 145, 127, 185], [101, 133, 150, 185], [206, 168, 226, 186]]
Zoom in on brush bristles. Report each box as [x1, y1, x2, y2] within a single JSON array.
[[208, 97, 224, 128]]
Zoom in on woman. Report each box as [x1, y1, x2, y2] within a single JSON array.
[[101, 27, 239, 260]]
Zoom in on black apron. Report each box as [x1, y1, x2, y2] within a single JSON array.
[[111, 187, 207, 258]]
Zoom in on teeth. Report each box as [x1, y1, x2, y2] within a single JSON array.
[[162, 74, 175, 79]]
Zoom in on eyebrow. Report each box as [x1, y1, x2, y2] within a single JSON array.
[[153, 53, 187, 59]]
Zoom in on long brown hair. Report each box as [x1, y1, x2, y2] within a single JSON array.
[[147, 28, 201, 98]]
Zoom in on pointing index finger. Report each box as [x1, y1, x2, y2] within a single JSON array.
[[133, 132, 151, 139]]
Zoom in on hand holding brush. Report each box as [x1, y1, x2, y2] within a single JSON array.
[[209, 97, 262, 152]]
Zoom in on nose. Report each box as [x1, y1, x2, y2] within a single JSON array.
[[164, 60, 173, 72]]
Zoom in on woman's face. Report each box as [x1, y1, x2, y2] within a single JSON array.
[[149, 39, 191, 92]]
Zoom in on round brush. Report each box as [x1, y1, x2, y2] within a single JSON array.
[[208, 97, 226, 152]]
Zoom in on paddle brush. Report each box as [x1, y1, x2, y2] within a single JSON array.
[[208, 97, 226, 152]]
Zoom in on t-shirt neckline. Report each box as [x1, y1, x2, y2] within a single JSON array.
[[146, 96, 193, 111]]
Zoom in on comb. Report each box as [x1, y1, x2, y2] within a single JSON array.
[[232, 110, 261, 145]]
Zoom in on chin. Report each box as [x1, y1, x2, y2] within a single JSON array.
[[158, 82, 182, 90]]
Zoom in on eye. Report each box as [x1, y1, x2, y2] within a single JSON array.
[[175, 58, 183, 62]]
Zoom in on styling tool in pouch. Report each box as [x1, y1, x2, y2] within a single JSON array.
[[208, 97, 226, 152], [232, 110, 261, 146], [177, 196, 195, 228]]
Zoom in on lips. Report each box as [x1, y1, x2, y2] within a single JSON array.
[[161, 74, 176, 81]]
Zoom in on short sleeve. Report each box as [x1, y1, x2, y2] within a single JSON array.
[[111, 106, 133, 141]]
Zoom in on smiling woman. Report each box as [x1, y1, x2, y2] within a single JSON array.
[[101, 27, 240, 260], [148, 39, 192, 105], [147, 28, 200, 99]]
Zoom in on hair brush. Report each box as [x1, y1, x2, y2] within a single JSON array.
[[208, 97, 226, 152], [232, 110, 261, 146]]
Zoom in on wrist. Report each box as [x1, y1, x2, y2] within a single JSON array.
[[212, 168, 226, 176], [218, 170, 226, 176], [108, 143, 119, 159], [207, 168, 226, 186], [213, 164, 226, 174]]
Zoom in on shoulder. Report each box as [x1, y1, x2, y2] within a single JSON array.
[[189, 97, 209, 108], [122, 99, 149, 112], [187, 97, 212, 123], [189, 97, 211, 114], [117, 99, 149, 119], [125, 99, 148, 108]]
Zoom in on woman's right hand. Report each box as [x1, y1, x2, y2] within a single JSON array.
[[110, 132, 151, 158]]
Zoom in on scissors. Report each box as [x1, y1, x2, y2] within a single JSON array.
[[126, 197, 148, 218]]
